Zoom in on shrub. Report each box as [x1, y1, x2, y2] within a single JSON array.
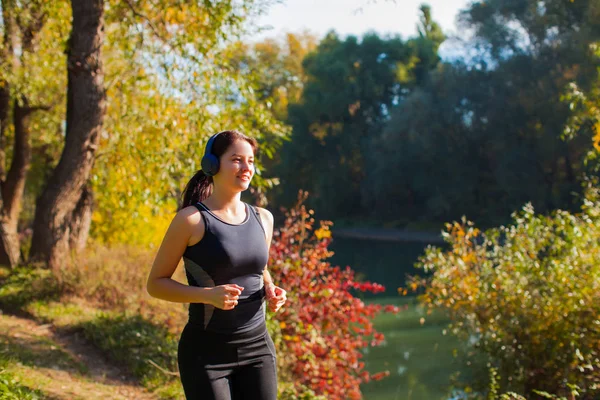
[[411, 183, 600, 398], [269, 192, 399, 399], [63, 243, 188, 333]]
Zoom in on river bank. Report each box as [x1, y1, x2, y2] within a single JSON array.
[[332, 227, 444, 244]]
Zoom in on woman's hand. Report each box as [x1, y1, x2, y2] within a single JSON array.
[[208, 284, 244, 310], [265, 283, 287, 312]]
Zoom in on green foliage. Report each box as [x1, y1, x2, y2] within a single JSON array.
[[366, 0, 600, 226], [90, 0, 291, 247], [274, 29, 433, 219], [413, 182, 600, 398], [0, 359, 45, 400], [0, 265, 59, 310], [411, 4, 445, 85], [3, 0, 291, 249], [227, 32, 318, 121], [0, 0, 71, 231]]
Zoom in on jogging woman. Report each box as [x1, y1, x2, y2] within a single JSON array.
[[147, 130, 287, 400]]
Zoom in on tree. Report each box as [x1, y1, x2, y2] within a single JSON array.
[[29, 0, 105, 269], [0, 0, 68, 267], [88, 1, 289, 247], [20, 0, 289, 263], [228, 32, 318, 121], [274, 31, 426, 220], [411, 4, 445, 85], [366, 0, 600, 226]]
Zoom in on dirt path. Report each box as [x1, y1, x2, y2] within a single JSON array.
[[0, 311, 158, 400]]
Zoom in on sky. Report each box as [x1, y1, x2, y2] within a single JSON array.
[[254, 0, 473, 57]]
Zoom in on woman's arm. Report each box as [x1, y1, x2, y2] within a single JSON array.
[[259, 207, 287, 312], [146, 207, 214, 303], [260, 207, 275, 286]]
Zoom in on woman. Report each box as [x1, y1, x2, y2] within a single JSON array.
[[147, 130, 287, 400]]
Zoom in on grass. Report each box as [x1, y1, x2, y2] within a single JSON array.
[[76, 312, 179, 389], [1, 303, 184, 399], [0, 356, 51, 400], [0, 247, 187, 400], [0, 266, 60, 311]]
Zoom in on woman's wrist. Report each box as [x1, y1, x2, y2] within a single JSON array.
[[194, 287, 214, 305]]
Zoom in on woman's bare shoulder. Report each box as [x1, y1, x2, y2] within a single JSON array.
[[174, 205, 204, 227], [255, 206, 274, 224]]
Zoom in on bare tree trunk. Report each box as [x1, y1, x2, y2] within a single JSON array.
[[0, 100, 34, 266], [30, 0, 105, 270], [0, 0, 17, 186], [0, 87, 8, 183], [0, 0, 50, 268], [68, 183, 94, 252]]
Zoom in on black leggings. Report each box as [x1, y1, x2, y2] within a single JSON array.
[[177, 323, 278, 400]]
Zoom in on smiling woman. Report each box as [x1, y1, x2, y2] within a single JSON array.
[[146, 130, 287, 400]]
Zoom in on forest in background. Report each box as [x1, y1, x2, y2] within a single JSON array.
[[1, 0, 600, 399]]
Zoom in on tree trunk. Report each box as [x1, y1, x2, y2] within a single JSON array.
[[0, 86, 8, 182], [0, 100, 34, 266], [0, 0, 18, 182], [68, 183, 94, 252], [29, 0, 105, 270]]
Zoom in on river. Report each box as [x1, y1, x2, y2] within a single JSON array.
[[328, 235, 474, 400]]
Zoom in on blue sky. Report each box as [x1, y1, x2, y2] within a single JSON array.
[[255, 0, 472, 53]]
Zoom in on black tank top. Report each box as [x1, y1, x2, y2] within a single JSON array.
[[182, 201, 269, 340]]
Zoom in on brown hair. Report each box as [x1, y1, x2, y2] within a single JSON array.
[[179, 130, 258, 210]]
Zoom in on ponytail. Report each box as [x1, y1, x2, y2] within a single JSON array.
[[179, 170, 213, 210]]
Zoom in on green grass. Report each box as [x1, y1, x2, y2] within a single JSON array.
[[0, 267, 184, 399], [0, 367, 48, 400], [0, 331, 86, 374], [0, 266, 60, 311], [76, 312, 180, 389], [31, 302, 183, 399]]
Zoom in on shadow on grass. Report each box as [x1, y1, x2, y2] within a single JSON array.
[[0, 330, 86, 374], [74, 313, 180, 389], [0, 266, 61, 312]]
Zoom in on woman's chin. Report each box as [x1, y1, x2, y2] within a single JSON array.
[[235, 180, 251, 190]]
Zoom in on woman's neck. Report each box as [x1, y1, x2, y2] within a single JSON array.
[[203, 189, 242, 213]]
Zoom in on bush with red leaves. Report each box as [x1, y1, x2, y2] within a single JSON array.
[[268, 192, 399, 400]]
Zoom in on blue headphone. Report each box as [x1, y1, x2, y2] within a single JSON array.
[[201, 132, 224, 177]]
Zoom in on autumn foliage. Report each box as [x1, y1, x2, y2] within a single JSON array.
[[409, 182, 600, 399], [267, 192, 399, 399]]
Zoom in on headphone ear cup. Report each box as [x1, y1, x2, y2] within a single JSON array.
[[201, 153, 220, 176]]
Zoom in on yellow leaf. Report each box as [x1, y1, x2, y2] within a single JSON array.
[[314, 226, 331, 240]]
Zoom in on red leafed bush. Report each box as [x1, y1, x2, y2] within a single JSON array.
[[268, 192, 399, 399]]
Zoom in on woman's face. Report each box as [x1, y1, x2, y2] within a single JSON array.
[[214, 140, 255, 191]]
